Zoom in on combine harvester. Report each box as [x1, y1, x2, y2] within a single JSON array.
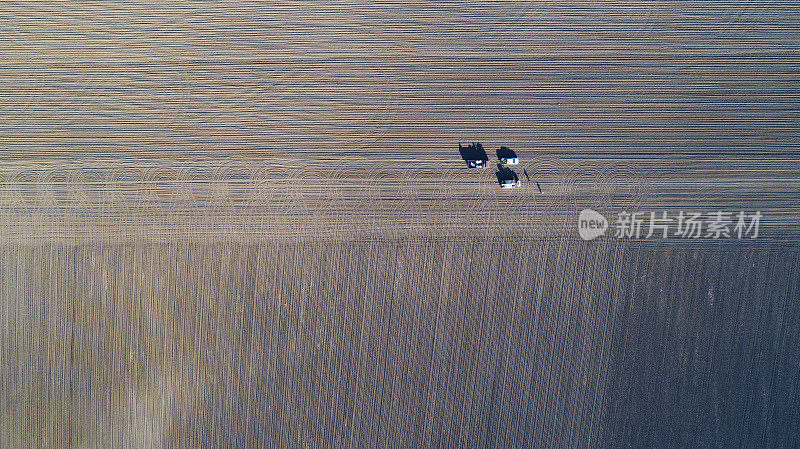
[[497, 166, 521, 189], [497, 146, 519, 165], [467, 159, 490, 169], [459, 142, 490, 169], [500, 178, 521, 189], [498, 170, 521, 189]]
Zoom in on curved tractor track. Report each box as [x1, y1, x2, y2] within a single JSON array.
[[0, 151, 797, 242]]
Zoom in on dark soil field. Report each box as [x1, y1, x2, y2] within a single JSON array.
[[1, 1, 799, 447], [3, 240, 799, 447]]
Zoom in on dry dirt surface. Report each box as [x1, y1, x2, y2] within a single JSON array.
[[1, 1, 800, 448], [3, 241, 799, 447], [1, 1, 799, 242]]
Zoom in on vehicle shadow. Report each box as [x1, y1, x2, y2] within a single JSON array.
[[495, 165, 518, 186], [496, 146, 517, 160], [459, 142, 488, 162]]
